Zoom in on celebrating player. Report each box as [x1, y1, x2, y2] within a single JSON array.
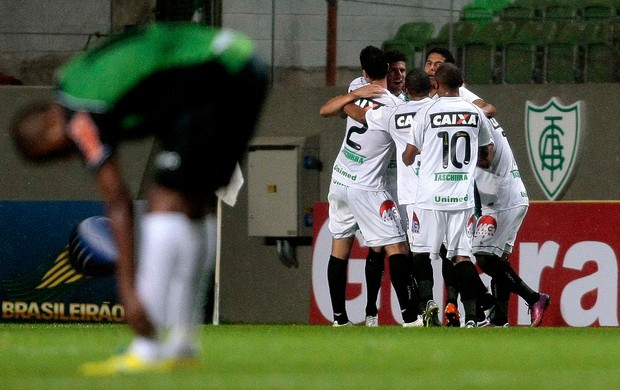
[[319, 46, 420, 327], [402, 62, 495, 328], [473, 117, 550, 327]]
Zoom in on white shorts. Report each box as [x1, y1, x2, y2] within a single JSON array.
[[472, 205, 528, 257], [408, 207, 475, 261], [327, 180, 407, 247]]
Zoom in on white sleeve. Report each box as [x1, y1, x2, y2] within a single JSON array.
[[478, 116, 494, 146], [459, 86, 481, 103], [365, 106, 395, 133], [365, 107, 381, 130], [408, 118, 423, 149]]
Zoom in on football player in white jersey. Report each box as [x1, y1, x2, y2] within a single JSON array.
[[345, 68, 441, 327], [402, 62, 495, 328], [424, 46, 497, 326], [320, 46, 419, 327], [361, 49, 410, 327], [424, 46, 496, 117], [473, 117, 550, 327]]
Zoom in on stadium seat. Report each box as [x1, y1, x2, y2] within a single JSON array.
[[383, 21, 434, 67], [460, 4, 496, 26], [424, 23, 452, 53], [580, 0, 617, 20], [545, 21, 598, 83], [425, 21, 479, 65], [544, 4, 581, 21], [460, 20, 517, 84], [584, 22, 620, 82], [500, 3, 538, 22], [502, 20, 558, 83]]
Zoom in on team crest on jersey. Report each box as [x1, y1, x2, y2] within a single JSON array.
[[474, 215, 497, 238], [379, 200, 404, 234], [395, 112, 417, 129], [525, 97, 584, 200], [430, 112, 479, 128], [410, 211, 420, 234]]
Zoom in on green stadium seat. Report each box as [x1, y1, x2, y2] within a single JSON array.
[[584, 22, 620, 82], [500, 3, 538, 22], [503, 20, 558, 83], [424, 23, 451, 53], [545, 21, 597, 83], [382, 21, 435, 66], [581, 0, 617, 20], [459, 20, 517, 84], [424, 21, 479, 64], [544, 4, 580, 21], [461, 4, 496, 26]]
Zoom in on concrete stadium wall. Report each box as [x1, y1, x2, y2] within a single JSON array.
[[1, 83, 618, 323], [1, 0, 466, 86]]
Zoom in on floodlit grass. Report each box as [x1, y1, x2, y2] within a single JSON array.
[[1, 323, 619, 389]]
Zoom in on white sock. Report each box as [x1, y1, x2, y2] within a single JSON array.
[[128, 336, 160, 362], [162, 217, 212, 358], [137, 213, 192, 330]]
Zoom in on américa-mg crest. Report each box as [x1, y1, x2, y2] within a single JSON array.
[[525, 98, 585, 200]]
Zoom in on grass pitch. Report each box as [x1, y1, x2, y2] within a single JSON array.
[[1, 323, 619, 389]]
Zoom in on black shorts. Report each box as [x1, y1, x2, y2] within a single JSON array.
[[113, 56, 268, 197]]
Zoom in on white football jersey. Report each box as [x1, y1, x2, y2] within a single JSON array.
[[408, 96, 493, 210], [474, 117, 529, 211], [366, 97, 433, 206], [330, 79, 403, 191], [431, 85, 481, 103], [385, 90, 408, 197]]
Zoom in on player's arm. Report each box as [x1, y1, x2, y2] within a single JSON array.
[[473, 99, 497, 118], [402, 143, 420, 166], [477, 143, 494, 169], [477, 118, 495, 169], [402, 118, 421, 166], [319, 84, 384, 117], [95, 159, 156, 338], [460, 85, 497, 118], [343, 103, 367, 123]]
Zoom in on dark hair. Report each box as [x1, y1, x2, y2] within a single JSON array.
[[435, 62, 462, 90], [425, 46, 456, 64], [405, 68, 431, 97], [385, 49, 407, 65], [359, 45, 388, 80]]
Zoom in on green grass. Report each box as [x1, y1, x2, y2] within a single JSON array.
[[1, 323, 619, 389]]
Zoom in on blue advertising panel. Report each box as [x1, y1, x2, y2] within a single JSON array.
[[0, 201, 123, 323]]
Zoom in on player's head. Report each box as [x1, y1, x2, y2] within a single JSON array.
[[385, 49, 407, 96], [435, 62, 463, 93], [404, 68, 432, 99], [11, 101, 74, 161], [424, 47, 456, 85], [359, 45, 388, 81]]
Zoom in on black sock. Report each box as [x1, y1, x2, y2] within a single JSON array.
[[478, 255, 539, 304], [441, 256, 458, 305], [388, 253, 418, 323], [490, 278, 509, 325], [406, 253, 423, 316], [454, 261, 481, 322], [365, 248, 385, 317], [327, 255, 349, 324], [412, 252, 434, 304]]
